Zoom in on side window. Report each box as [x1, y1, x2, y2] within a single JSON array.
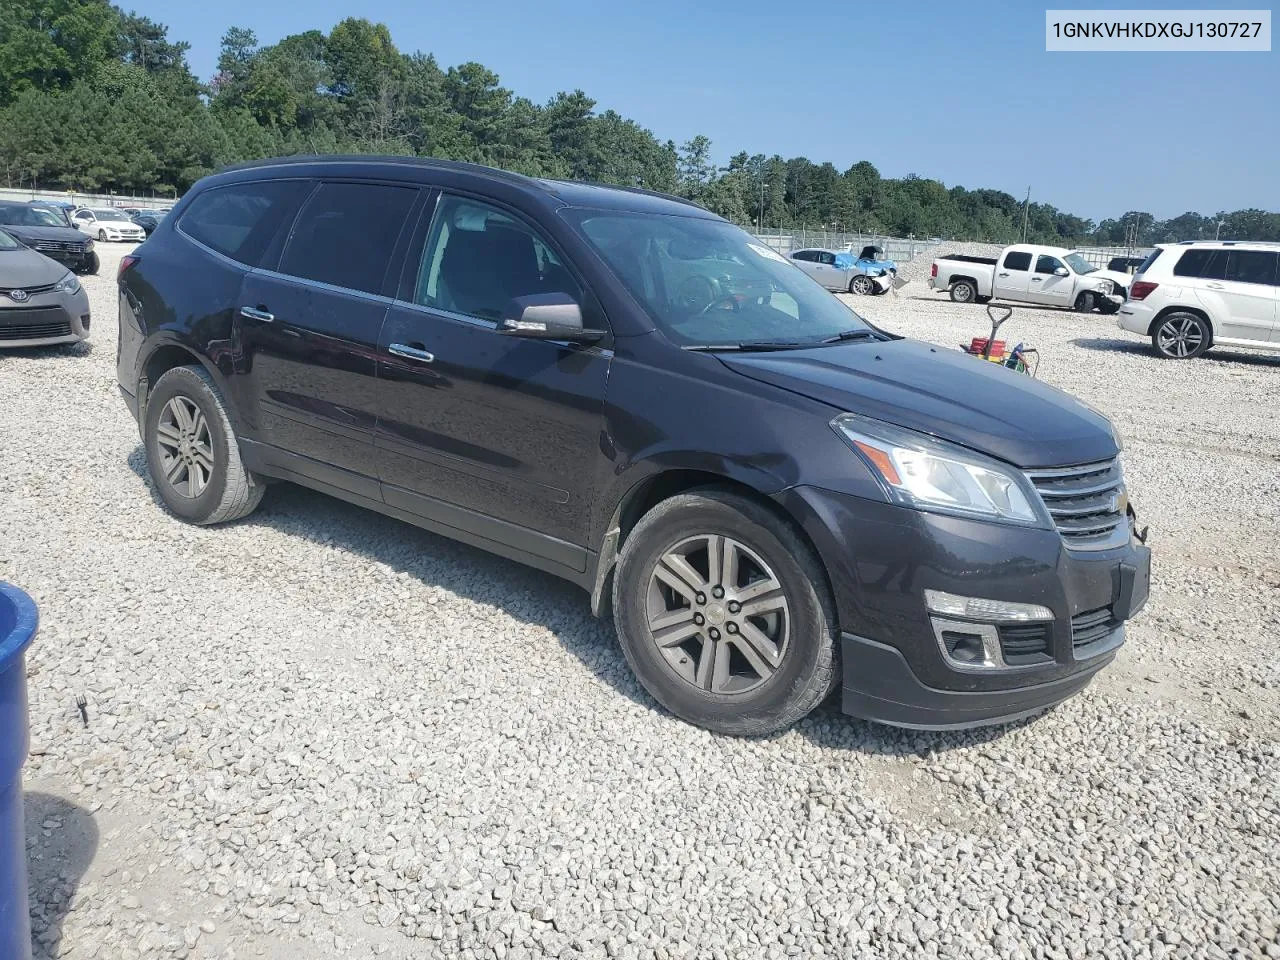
[[791, 251, 813, 263], [1035, 255, 1064, 275], [1224, 251, 1279, 286], [1172, 248, 1216, 278], [415, 195, 582, 321], [1003, 251, 1032, 271], [180, 180, 312, 267], [279, 182, 417, 296], [819, 252, 837, 265]]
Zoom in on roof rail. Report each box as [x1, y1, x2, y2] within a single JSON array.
[[214, 154, 543, 189]]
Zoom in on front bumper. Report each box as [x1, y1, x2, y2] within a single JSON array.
[[774, 485, 1151, 729], [27, 243, 95, 272], [0, 289, 91, 348]]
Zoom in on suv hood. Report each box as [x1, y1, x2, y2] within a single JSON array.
[[720, 338, 1118, 469], [1, 225, 87, 244]]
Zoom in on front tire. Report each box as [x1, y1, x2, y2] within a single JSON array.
[[849, 275, 875, 296], [75, 253, 99, 276], [1074, 292, 1096, 313], [144, 365, 264, 524], [950, 279, 977, 303], [97, 229, 107, 242], [612, 490, 837, 735], [1152, 312, 1210, 359]]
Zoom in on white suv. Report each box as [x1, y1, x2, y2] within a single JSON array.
[[1116, 241, 1279, 359]]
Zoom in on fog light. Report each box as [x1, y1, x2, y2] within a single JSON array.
[[925, 590, 1053, 623]]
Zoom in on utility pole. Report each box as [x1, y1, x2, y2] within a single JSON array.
[[1020, 186, 1031, 242], [1215, 218, 1226, 240]]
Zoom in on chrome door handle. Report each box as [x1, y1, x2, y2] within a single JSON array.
[[388, 343, 435, 363], [240, 306, 274, 322], [998, 272, 1009, 277], [1031, 277, 1042, 282]]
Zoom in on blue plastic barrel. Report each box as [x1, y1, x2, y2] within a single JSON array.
[[0, 582, 37, 960]]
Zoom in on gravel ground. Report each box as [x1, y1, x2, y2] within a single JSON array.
[[1, 243, 1278, 960]]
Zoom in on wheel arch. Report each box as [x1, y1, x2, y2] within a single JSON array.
[[1147, 304, 1214, 345], [136, 338, 242, 433], [588, 467, 835, 625]]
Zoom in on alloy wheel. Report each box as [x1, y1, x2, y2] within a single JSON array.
[[1157, 317, 1204, 358], [645, 535, 790, 695], [851, 276, 873, 295], [155, 396, 215, 498]]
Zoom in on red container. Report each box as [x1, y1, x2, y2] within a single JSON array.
[[969, 337, 1006, 357]]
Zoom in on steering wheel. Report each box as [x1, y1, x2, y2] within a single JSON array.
[[697, 293, 743, 316]]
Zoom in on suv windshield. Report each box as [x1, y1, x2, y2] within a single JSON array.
[[566, 209, 873, 347], [0, 205, 63, 227], [1063, 252, 1096, 274]]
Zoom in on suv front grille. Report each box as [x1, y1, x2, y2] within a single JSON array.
[[31, 240, 85, 253], [1071, 607, 1122, 658], [997, 623, 1053, 665], [1025, 458, 1127, 549]]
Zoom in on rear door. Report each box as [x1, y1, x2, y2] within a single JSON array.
[[235, 180, 422, 496], [1031, 253, 1073, 307], [789, 250, 823, 284], [1179, 249, 1278, 343], [994, 250, 1032, 299], [375, 191, 610, 568]]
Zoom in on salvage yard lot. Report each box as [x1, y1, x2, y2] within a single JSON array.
[[2, 243, 1278, 959]]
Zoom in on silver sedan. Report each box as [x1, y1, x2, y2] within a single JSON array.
[[0, 229, 92, 348], [787, 248, 892, 295]]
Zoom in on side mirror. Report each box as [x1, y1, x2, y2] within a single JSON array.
[[496, 293, 605, 343], [1054, 266, 1069, 277]]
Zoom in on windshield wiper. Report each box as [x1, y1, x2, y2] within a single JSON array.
[[819, 329, 877, 344], [683, 341, 814, 353]]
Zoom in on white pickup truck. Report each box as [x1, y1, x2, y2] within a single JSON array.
[[929, 244, 1130, 313]]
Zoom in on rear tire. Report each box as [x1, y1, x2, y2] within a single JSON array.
[[1151, 312, 1210, 359], [1074, 292, 1096, 313], [144, 365, 264, 524], [612, 489, 837, 736], [950, 279, 977, 303]]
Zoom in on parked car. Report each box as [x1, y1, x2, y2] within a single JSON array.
[[117, 156, 1150, 735], [129, 209, 170, 237], [930, 244, 1130, 312], [26, 201, 73, 226], [1106, 255, 1149, 276], [1116, 241, 1280, 359], [0, 228, 91, 348], [789, 247, 894, 295], [71, 207, 146, 242], [0, 203, 98, 275]]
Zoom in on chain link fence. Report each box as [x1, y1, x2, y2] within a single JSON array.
[[751, 228, 941, 262]]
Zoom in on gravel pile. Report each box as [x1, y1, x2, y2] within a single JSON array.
[[2, 244, 1277, 959]]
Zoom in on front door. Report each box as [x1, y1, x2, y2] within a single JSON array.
[[375, 193, 610, 571], [994, 250, 1032, 299], [1031, 253, 1073, 307], [234, 180, 421, 496]]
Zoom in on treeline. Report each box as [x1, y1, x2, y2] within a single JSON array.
[[2, 2, 1277, 245]]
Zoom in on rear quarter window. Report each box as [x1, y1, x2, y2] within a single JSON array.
[[1172, 248, 1219, 279], [1135, 249, 1163, 275], [179, 180, 313, 267], [1002, 251, 1032, 271]]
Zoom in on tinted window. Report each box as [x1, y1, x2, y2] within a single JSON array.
[[416, 195, 582, 321], [1224, 250, 1279, 286], [791, 251, 815, 262], [820, 252, 837, 265], [180, 180, 312, 267], [279, 182, 416, 296], [1035, 255, 1064, 275], [1173, 249, 1216, 278], [1003, 251, 1032, 271]]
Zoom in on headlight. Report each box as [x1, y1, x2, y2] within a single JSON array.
[[830, 413, 1045, 525], [53, 272, 81, 295]]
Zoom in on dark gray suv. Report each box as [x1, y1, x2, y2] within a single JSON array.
[[116, 156, 1151, 734]]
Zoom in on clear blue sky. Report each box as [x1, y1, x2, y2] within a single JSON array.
[[132, 0, 1276, 221]]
